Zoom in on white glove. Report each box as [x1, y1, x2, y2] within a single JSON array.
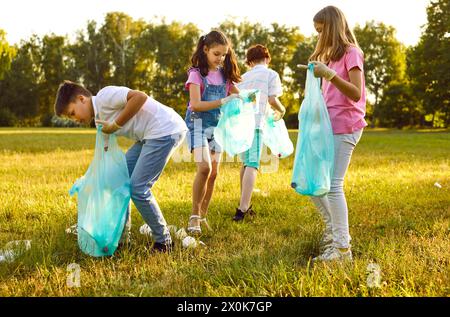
[[311, 61, 337, 81], [220, 94, 240, 105], [95, 119, 122, 134]]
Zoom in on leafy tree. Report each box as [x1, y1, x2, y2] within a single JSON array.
[[0, 36, 42, 120], [354, 21, 406, 127], [378, 81, 422, 128], [408, 0, 450, 127], [101, 12, 146, 88], [39, 34, 71, 122], [140, 21, 200, 113], [0, 29, 15, 80], [68, 20, 113, 93]]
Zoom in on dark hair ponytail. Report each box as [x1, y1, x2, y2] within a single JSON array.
[[190, 30, 241, 83]]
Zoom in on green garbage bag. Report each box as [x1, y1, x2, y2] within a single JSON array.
[[69, 125, 131, 257], [214, 89, 259, 156], [262, 110, 294, 158], [291, 64, 334, 196]]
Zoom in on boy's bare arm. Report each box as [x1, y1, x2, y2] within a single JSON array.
[[114, 90, 148, 126], [268, 96, 286, 120], [96, 90, 147, 134]]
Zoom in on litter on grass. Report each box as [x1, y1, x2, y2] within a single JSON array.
[[0, 240, 32, 263], [65, 224, 78, 235], [139, 224, 153, 236]]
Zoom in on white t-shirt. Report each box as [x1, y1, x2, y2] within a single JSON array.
[[92, 86, 187, 141], [237, 64, 283, 129]]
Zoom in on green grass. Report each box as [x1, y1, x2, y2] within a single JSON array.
[[0, 128, 449, 297]]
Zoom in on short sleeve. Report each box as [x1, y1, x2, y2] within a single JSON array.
[[185, 69, 203, 92], [96, 86, 130, 111], [345, 47, 364, 72], [268, 71, 283, 97], [226, 82, 236, 95]]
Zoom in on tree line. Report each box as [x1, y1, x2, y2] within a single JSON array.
[[0, 0, 448, 128]]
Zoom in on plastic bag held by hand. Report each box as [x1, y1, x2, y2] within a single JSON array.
[[291, 64, 334, 196], [69, 125, 131, 257], [262, 110, 294, 158], [214, 89, 259, 156]]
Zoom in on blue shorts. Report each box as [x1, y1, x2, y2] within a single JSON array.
[[240, 129, 263, 169], [185, 108, 223, 153]]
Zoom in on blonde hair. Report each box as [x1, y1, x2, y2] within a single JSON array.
[[309, 6, 361, 63]]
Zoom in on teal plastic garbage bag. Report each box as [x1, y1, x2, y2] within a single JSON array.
[[214, 89, 259, 156], [69, 125, 131, 257], [291, 64, 334, 196], [262, 110, 294, 158]]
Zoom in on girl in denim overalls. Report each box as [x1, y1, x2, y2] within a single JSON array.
[[184, 30, 242, 234]]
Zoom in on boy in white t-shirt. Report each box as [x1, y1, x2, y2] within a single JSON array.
[[54, 81, 187, 253], [233, 45, 286, 221]]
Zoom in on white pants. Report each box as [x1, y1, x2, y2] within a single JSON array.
[[311, 129, 363, 249]]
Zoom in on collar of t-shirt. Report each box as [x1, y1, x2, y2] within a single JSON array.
[[251, 64, 268, 70], [92, 96, 99, 120]]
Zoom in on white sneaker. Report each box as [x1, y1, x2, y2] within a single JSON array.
[[313, 247, 353, 263]]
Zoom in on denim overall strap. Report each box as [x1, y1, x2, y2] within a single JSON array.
[[199, 68, 226, 86], [200, 70, 227, 106]]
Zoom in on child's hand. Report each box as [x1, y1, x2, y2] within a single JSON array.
[[311, 61, 337, 81], [273, 106, 286, 122], [220, 94, 241, 106], [95, 120, 122, 134]]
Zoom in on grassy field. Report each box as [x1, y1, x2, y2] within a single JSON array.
[[0, 128, 449, 297]]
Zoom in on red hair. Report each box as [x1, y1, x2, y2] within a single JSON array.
[[246, 44, 271, 66]]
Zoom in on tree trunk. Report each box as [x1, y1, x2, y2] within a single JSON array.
[[446, 109, 450, 128], [371, 92, 379, 128]]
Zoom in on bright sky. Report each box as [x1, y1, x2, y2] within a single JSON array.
[[1, 0, 430, 46]]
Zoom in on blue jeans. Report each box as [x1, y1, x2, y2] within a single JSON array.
[[185, 108, 223, 152], [123, 132, 186, 244]]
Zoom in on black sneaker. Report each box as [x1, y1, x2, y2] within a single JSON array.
[[233, 208, 246, 221], [151, 241, 174, 253], [116, 242, 129, 252], [232, 206, 256, 222]]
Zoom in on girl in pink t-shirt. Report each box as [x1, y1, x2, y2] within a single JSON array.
[[306, 6, 367, 263], [184, 30, 242, 235]]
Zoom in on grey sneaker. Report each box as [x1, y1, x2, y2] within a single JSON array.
[[313, 247, 353, 263], [319, 232, 333, 253]]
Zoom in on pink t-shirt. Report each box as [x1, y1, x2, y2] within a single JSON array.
[[185, 68, 234, 110], [322, 46, 368, 134]]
